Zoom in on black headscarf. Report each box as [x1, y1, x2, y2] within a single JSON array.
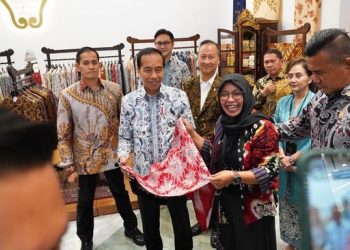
[[216, 74, 271, 171]]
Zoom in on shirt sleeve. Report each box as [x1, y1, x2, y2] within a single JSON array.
[[181, 63, 191, 84], [297, 138, 312, 154], [200, 139, 212, 168], [117, 96, 134, 158], [57, 93, 74, 169], [273, 99, 283, 149], [180, 90, 196, 129], [276, 102, 312, 141], [252, 79, 266, 110], [249, 121, 280, 193]]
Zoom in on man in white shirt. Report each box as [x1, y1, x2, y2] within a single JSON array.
[[182, 40, 221, 247]]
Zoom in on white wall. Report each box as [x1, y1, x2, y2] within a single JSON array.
[[1, 0, 349, 70], [339, 0, 350, 32], [0, 0, 233, 69]]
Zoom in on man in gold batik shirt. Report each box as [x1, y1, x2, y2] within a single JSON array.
[[57, 47, 144, 250], [182, 40, 221, 248], [253, 48, 291, 117]]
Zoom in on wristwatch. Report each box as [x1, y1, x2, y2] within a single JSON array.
[[232, 171, 242, 185]]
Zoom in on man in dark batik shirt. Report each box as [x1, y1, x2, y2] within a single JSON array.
[[276, 28, 350, 149]]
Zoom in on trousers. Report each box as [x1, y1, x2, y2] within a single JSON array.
[[76, 168, 137, 242]]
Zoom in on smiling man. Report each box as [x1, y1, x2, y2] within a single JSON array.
[[118, 47, 195, 250], [154, 29, 191, 88], [182, 40, 221, 247], [277, 28, 350, 149]]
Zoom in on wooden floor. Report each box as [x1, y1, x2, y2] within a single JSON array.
[[65, 177, 139, 221]]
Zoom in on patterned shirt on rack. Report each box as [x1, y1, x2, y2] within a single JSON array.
[[117, 84, 195, 176], [276, 85, 350, 149], [57, 79, 123, 175], [163, 55, 191, 89]]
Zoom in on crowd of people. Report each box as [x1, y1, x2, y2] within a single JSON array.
[[1, 27, 350, 250]]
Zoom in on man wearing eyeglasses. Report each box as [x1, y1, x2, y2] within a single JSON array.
[[154, 29, 191, 89]]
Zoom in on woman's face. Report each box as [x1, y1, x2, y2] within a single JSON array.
[[219, 82, 244, 117], [287, 64, 311, 94]]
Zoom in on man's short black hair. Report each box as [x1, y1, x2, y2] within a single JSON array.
[[305, 28, 350, 64], [199, 40, 220, 56], [154, 29, 174, 41], [0, 108, 57, 173], [136, 48, 165, 69], [76, 46, 100, 64], [264, 48, 283, 59]]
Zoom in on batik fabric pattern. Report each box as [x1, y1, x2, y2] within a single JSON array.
[[274, 91, 314, 249], [182, 75, 221, 139], [276, 85, 350, 149], [120, 119, 210, 197], [253, 71, 292, 117], [253, 0, 280, 20], [164, 55, 191, 89], [117, 84, 195, 176], [201, 118, 280, 225], [294, 0, 321, 41], [269, 42, 304, 63], [57, 80, 123, 175]]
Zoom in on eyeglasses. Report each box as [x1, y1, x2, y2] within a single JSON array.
[[155, 41, 172, 47], [219, 91, 244, 101]]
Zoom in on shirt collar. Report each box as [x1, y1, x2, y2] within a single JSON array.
[[200, 73, 217, 86], [267, 71, 285, 81], [342, 83, 350, 97], [327, 83, 350, 99], [140, 83, 166, 99], [80, 78, 104, 91]]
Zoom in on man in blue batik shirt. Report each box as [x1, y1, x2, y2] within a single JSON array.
[[118, 47, 195, 250], [154, 29, 191, 89]]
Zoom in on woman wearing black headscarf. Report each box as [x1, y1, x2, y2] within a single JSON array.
[[184, 73, 280, 250]]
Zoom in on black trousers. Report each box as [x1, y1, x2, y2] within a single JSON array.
[[138, 194, 193, 250], [76, 168, 138, 242]]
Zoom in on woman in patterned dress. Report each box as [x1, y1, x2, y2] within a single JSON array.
[[274, 57, 315, 250], [184, 73, 280, 250]]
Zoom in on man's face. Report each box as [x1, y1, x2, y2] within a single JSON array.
[[154, 34, 174, 60], [263, 53, 283, 78], [139, 53, 164, 96], [198, 43, 220, 78], [75, 51, 100, 81], [0, 164, 67, 250], [307, 51, 350, 94]]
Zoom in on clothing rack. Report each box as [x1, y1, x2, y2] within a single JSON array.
[[127, 34, 200, 58], [6, 62, 34, 95], [0, 49, 14, 65], [41, 44, 127, 94]]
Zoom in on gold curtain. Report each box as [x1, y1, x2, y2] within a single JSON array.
[[294, 0, 322, 41], [253, 0, 280, 20]]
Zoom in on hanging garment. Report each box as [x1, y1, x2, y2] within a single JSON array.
[[294, 0, 321, 41], [187, 183, 216, 231], [120, 118, 211, 197], [253, 0, 280, 20]]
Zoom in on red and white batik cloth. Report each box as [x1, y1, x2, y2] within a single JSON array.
[[120, 118, 211, 197]]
